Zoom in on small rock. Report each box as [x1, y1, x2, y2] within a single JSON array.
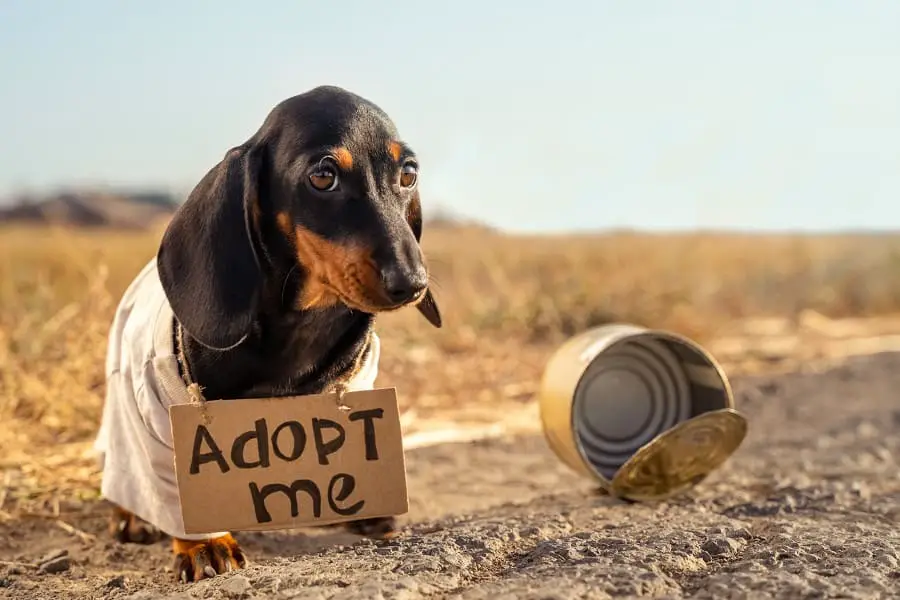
[[39, 556, 71, 574], [876, 552, 899, 569], [726, 526, 752, 540], [701, 536, 741, 558], [105, 575, 126, 588], [220, 574, 252, 598]]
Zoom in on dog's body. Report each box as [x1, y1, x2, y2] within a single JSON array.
[[95, 86, 441, 582]]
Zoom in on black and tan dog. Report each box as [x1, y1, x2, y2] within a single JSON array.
[[93, 85, 441, 582]]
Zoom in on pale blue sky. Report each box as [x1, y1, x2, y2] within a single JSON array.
[[1, 1, 899, 233]]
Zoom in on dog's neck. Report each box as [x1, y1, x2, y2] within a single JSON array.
[[173, 303, 375, 401]]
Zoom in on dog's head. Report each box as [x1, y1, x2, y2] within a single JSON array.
[[157, 85, 441, 351]]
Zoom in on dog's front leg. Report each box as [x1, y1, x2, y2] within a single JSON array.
[[344, 516, 398, 539], [172, 533, 248, 583], [108, 504, 163, 544]]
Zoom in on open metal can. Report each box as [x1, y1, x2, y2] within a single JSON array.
[[538, 323, 748, 501]]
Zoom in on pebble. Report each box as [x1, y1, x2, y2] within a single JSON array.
[[220, 574, 252, 598], [702, 536, 742, 558], [39, 556, 71, 574]]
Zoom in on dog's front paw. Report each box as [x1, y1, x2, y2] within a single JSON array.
[[172, 534, 248, 583], [344, 516, 399, 539], [109, 505, 163, 544]]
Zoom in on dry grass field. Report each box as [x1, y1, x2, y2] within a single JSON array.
[[2, 222, 900, 539]]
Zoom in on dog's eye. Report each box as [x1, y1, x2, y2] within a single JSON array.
[[309, 167, 339, 192], [400, 163, 418, 188]]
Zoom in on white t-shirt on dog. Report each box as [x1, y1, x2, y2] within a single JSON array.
[[93, 258, 381, 540]]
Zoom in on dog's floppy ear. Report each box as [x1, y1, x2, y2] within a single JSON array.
[[157, 144, 264, 350], [407, 192, 442, 328]]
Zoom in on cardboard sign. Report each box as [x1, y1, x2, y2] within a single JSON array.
[[169, 387, 408, 535]]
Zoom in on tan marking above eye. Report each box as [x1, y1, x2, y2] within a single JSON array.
[[333, 147, 354, 170], [388, 141, 403, 162]]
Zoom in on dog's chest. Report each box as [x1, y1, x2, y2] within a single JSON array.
[[181, 312, 375, 400]]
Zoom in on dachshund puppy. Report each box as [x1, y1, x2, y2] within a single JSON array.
[[93, 85, 442, 582]]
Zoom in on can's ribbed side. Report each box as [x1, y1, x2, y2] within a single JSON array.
[[538, 324, 647, 487]]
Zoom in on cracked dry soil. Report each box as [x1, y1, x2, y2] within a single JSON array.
[[2, 352, 900, 599]]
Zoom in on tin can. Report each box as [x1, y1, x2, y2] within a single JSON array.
[[538, 323, 748, 501]]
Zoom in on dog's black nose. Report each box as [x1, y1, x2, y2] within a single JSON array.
[[380, 264, 428, 304]]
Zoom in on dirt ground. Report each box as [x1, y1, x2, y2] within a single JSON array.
[[1, 350, 898, 599]]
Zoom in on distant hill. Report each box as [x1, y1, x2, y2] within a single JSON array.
[[0, 189, 492, 233], [0, 190, 180, 229]]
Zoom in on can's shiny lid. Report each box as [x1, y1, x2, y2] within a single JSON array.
[[609, 408, 748, 501]]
